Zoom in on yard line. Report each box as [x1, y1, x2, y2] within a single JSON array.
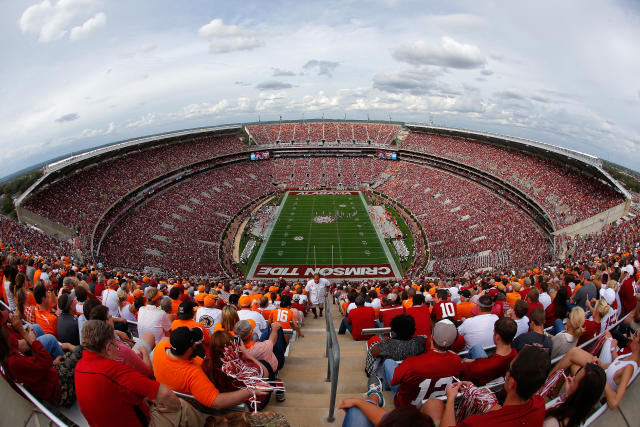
[[332, 195, 343, 263], [304, 195, 316, 265]]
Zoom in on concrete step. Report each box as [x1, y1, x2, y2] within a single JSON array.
[[283, 356, 364, 370], [269, 407, 345, 427], [267, 307, 375, 427]]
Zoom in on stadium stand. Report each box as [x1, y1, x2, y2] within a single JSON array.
[[402, 132, 625, 228], [22, 135, 245, 235]]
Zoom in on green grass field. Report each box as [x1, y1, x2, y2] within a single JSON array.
[[248, 191, 400, 279]]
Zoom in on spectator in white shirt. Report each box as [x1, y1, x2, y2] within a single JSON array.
[[137, 287, 171, 346], [195, 294, 222, 334], [305, 274, 330, 318], [508, 299, 530, 339], [539, 282, 552, 310], [458, 295, 499, 350], [236, 295, 268, 340], [364, 289, 382, 309], [101, 280, 120, 318]]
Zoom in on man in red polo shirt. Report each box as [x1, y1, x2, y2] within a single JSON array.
[[338, 295, 375, 341], [74, 320, 204, 426], [423, 345, 550, 427], [461, 317, 518, 386]]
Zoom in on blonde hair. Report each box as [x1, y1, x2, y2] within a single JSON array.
[[567, 307, 585, 338], [221, 305, 239, 332], [595, 299, 610, 317], [606, 280, 619, 292]]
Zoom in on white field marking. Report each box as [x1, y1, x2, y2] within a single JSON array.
[[304, 195, 317, 264], [332, 195, 344, 263]]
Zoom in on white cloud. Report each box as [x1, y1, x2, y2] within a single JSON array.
[[19, 0, 103, 42], [69, 12, 106, 40], [198, 18, 263, 54], [209, 36, 263, 54], [198, 18, 241, 38], [81, 121, 116, 137], [126, 113, 157, 128], [392, 37, 486, 69]]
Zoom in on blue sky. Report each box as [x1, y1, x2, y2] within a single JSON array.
[[1, 0, 639, 177]]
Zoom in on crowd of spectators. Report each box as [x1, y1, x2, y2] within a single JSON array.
[[1, 186, 640, 426], [402, 132, 625, 228], [22, 135, 246, 235], [99, 162, 275, 278], [0, 216, 75, 261], [246, 122, 400, 145], [0, 250, 316, 425], [378, 161, 552, 275], [335, 248, 640, 426]]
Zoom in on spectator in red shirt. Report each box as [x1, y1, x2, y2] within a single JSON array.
[[519, 278, 532, 300], [431, 289, 457, 322], [406, 293, 431, 337], [386, 319, 462, 407], [378, 294, 404, 327], [461, 317, 518, 385], [1, 310, 81, 407], [619, 269, 637, 316], [526, 288, 544, 317], [74, 319, 203, 427], [424, 345, 551, 427], [545, 286, 568, 329], [339, 296, 375, 341]]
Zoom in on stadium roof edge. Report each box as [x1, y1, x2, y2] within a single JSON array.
[[405, 122, 601, 168]]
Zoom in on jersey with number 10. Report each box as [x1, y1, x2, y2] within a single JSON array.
[[391, 350, 462, 408], [432, 300, 457, 321]]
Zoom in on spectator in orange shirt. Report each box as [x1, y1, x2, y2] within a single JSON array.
[[456, 289, 475, 321], [168, 286, 182, 315], [268, 295, 303, 341], [506, 282, 522, 308], [402, 288, 415, 310], [152, 327, 258, 412], [33, 284, 58, 337]]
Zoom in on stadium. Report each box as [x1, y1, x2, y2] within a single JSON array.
[[1, 118, 639, 426], [3, 1, 640, 426], [12, 120, 631, 280]]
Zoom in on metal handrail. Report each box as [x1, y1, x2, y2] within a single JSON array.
[[325, 295, 340, 422]]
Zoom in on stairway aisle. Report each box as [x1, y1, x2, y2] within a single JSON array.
[[270, 305, 392, 426]]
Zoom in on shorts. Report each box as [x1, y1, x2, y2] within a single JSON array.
[[310, 301, 325, 309]]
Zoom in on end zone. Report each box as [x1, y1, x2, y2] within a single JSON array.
[[252, 264, 396, 280]]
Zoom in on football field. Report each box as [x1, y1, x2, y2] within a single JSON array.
[[248, 191, 400, 280]]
